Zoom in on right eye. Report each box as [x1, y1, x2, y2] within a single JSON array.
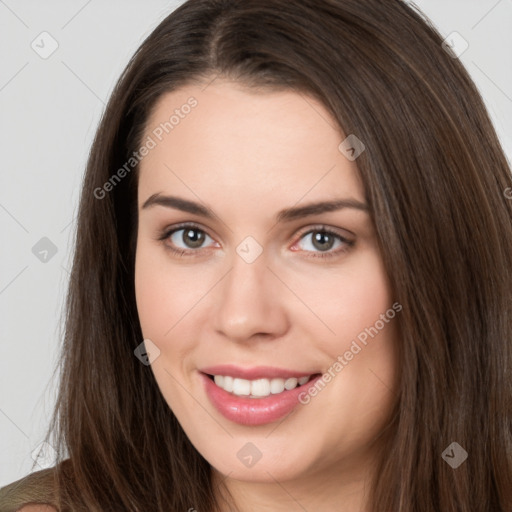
[[158, 223, 218, 256]]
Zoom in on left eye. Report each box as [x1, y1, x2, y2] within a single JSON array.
[[294, 229, 349, 253]]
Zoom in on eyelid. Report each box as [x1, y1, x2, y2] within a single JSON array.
[[158, 222, 354, 241], [157, 221, 214, 241], [292, 223, 354, 242]]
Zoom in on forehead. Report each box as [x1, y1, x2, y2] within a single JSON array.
[[138, 80, 365, 210]]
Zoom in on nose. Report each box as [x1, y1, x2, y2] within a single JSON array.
[[212, 250, 289, 344]]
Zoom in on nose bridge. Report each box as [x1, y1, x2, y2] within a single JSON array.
[[213, 245, 287, 341]]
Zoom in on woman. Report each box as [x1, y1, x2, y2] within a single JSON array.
[[1, 0, 511, 510]]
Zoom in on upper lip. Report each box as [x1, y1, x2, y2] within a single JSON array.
[[200, 364, 318, 380]]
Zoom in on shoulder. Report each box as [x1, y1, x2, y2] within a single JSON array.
[[0, 466, 58, 512]]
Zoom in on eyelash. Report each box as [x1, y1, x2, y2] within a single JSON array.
[[156, 222, 355, 260]]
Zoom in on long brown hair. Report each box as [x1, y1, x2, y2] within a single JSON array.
[[41, 0, 512, 510]]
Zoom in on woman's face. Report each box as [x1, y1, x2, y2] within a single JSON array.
[[135, 79, 399, 488]]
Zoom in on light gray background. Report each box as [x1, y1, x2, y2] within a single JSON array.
[[1, 0, 511, 486]]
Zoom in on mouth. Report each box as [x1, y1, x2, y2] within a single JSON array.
[[204, 373, 318, 398], [199, 365, 323, 426]]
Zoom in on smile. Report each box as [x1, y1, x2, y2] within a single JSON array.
[[210, 374, 313, 398], [199, 365, 322, 426]]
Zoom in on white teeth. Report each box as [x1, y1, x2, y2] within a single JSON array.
[[232, 378, 251, 396], [284, 377, 298, 390], [251, 378, 271, 397], [270, 378, 285, 394], [223, 375, 234, 392], [211, 374, 313, 397]]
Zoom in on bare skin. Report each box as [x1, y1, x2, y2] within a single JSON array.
[[135, 79, 399, 511]]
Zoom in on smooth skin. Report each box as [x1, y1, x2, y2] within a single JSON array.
[[135, 79, 399, 512]]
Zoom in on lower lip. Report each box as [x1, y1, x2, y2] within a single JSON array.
[[200, 372, 321, 426]]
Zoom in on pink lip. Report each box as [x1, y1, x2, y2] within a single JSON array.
[[200, 364, 314, 380], [200, 371, 322, 426]]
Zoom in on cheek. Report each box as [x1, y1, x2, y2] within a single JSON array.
[[134, 245, 170, 338], [294, 247, 399, 400], [290, 248, 394, 348], [134, 243, 198, 402], [134, 241, 204, 339], [336, 263, 392, 342]]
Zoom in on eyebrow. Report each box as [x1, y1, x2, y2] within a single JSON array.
[[141, 193, 369, 222]]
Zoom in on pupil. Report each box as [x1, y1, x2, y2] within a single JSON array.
[[313, 231, 334, 251], [184, 229, 205, 248]]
